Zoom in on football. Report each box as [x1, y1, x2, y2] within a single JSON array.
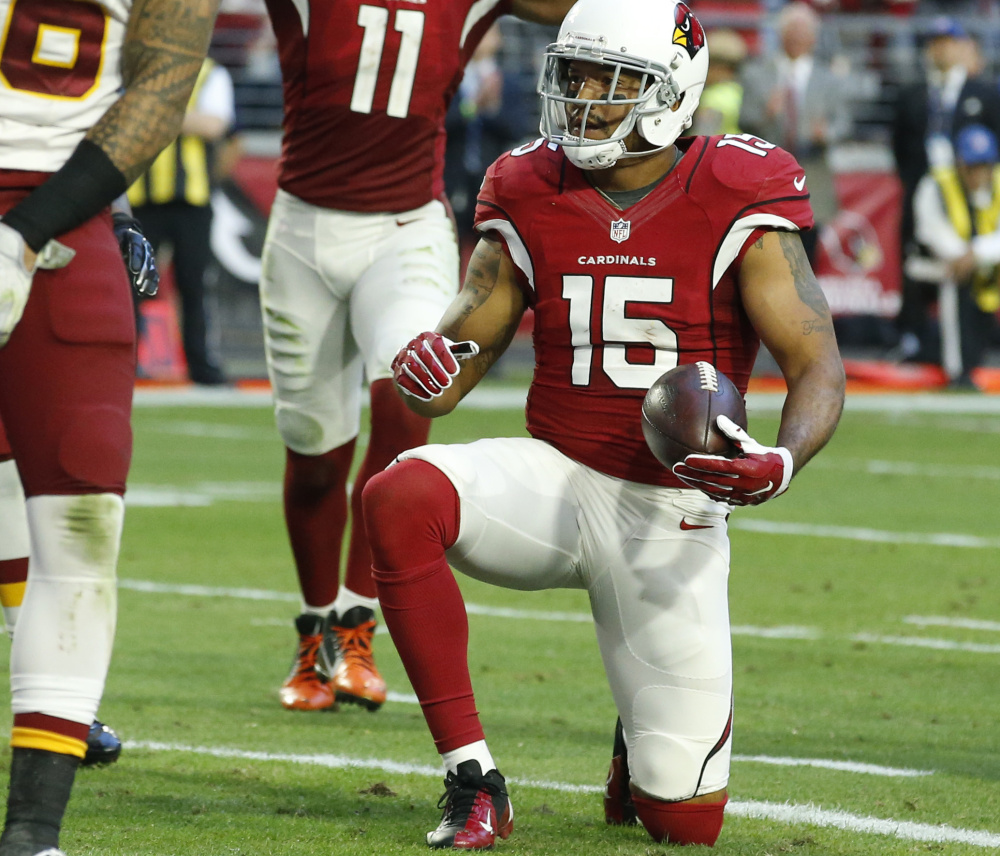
[[641, 362, 748, 468]]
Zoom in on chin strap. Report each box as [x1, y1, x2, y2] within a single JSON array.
[[562, 138, 628, 170]]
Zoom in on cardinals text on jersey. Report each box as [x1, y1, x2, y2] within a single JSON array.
[[0, 0, 131, 172], [474, 133, 813, 487]]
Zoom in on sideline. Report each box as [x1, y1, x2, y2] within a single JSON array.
[[133, 385, 1000, 414]]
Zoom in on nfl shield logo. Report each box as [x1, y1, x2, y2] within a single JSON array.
[[610, 218, 631, 243]]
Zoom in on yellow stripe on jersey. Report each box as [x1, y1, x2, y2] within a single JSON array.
[[11, 727, 87, 759], [0, 580, 26, 608]]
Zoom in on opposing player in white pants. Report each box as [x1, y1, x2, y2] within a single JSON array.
[[362, 0, 845, 849]]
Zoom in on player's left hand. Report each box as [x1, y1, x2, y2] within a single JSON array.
[[0, 221, 36, 348], [112, 212, 159, 297], [672, 415, 794, 506], [392, 332, 479, 401]]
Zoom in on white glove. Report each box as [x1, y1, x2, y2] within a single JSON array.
[[0, 221, 36, 348], [672, 415, 794, 506]]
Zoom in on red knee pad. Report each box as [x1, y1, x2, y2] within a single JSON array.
[[632, 794, 727, 846], [362, 458, 459, 570]]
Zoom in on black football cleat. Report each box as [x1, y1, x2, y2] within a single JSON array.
[[427, 760, 513, 849], [604, 717, 637, 825], [81, 720, 121, 767]]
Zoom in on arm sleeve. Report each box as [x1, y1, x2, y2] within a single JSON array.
[[195, 65, 236, 127], [971, 232, 1000, 266], [913, 176, 968, 262]]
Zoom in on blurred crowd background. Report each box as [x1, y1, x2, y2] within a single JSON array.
[[141, 0, 1000, 386]]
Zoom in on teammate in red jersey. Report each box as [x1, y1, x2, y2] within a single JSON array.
[[363, 0, 845, 848], [259, 0, 576, 714], [0, 1, 220, 853]]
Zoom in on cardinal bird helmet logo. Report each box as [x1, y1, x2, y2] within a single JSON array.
[[673, 3, 705, 60]]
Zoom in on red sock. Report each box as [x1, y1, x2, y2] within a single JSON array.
[[344, 379, 430, 598], [632, 794, 727, 846], [362, 459, 483, 752], [283, 443, 355, 608]]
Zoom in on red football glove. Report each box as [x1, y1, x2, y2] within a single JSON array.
[[672, 415, 794, 506], [391, 332, 479, 401]]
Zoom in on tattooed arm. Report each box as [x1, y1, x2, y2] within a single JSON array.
[[400, 235, 527, 418], [95, 0, 221, 182], [0, 0, 220, 272], [738, 230, 845, 472]]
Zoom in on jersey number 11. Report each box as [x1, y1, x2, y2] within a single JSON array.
[[351, 5, 425, 119]]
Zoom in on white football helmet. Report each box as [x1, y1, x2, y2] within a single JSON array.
[[538, 0, 709, 170]]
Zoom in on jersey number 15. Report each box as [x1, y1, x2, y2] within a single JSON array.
[[563, 274, 679, 390]]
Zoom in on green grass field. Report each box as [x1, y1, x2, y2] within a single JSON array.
[[3, 384, 1000, 855]]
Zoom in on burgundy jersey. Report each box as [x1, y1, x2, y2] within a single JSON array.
[[264, 0, 511, 212], [474, 134, 814, 487]]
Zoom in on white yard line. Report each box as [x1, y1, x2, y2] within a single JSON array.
[[904, 615, 1000, 632], [730, 755, 932, 777], [126, 482, 279, 507], [727, 800, 1000, 848], [809, 458, 1000, 480], [731, 519, 1000, 550], [119, 579, 298, 602], [852, 633, 1000, 655], [117, 580, 1000, 656], [122, 742, 996, 846], [145, 421, 276, 440]]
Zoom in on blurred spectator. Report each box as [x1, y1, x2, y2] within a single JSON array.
[[917, 0, 983, 14], [243, 18, 281, 82], [739, 2, 851, 260], [445, 24, 513, 243], [891, 17, 1000, 361], [693, 29, 748, 137], [912, 123, 1000, 389], [128, 58, 236, 385]]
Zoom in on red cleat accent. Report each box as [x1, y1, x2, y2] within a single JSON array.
[[604, 718, 637, 825], [427, 761, 513, 849]]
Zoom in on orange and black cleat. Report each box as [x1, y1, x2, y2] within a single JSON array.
[[318, 606, 387, 711], [279, 613, 336, 711]]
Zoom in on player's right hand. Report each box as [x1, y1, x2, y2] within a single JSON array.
[[391, 332, 479, 401], [0, 221, 36, 348]]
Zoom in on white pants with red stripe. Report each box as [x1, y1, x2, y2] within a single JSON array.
[[399, 436, 734, 800]]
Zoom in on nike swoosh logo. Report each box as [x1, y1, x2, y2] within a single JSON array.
[[680, 519, 713, 531], [794, 175, 806, 191], [479, 808, 493, 833]]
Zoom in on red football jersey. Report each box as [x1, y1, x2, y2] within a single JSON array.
[[474, 134, 814, 487], [264, 0, 511, 212]]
